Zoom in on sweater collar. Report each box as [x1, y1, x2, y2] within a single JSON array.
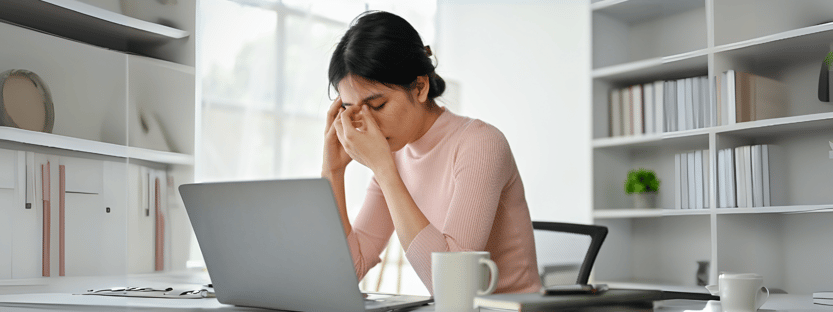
[[404, 107, 453, 155]]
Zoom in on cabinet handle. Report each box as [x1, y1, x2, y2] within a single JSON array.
[[155, 178, 164, 271], [41, 162, 50, 277], [59, 165, 65, 277]]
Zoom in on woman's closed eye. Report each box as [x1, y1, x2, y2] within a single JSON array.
[[371, 102, 386, 111]]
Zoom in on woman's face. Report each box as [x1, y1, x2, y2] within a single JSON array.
[[337, 74, 432, 152]]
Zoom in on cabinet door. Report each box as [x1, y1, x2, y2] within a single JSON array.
[[127, 164, 155, 273], [0, 148, 19, 279], [60, 156, 124, 276]]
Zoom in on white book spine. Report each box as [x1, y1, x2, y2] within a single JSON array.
[[623, 88, 632, 136], [735, 146, 745, 208], [762, 144, 771, 207], [695, 150, 704, 209], [675, 153, 682, 209], [677, 79, 685, 131], [633, 84, 643, 135], [727, 148, 736, 208], [611, 89, 621, 137], [744, 146, 754, 207], [727, 70, 736, 125], [751, 145, 764, 207], [654, 81, 664, 134], [681, 152, 689, 209], [688, 151, 696, 209], [702, 76, 711, 128], [644, 83, 654, 134], [686, 78, 694, 131], [692, 77, 701, 129], [703, 148, 710, 208], [669, 80, 677, 132], [718, 149, 726, 208]]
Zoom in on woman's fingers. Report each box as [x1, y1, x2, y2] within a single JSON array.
[[326, 97, 343, 133]]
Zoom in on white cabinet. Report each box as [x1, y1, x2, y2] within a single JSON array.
[[0, 0, 195, 282], [591, 0, 833, 294]]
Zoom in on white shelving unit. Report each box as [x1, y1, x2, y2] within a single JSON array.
[[591, 0, 833, 295], [0, 0, 196, 283]]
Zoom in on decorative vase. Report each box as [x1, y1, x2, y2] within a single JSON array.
[[632, 192, 658, 209]]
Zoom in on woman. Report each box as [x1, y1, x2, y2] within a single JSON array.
[[322, 11, 541, 294]]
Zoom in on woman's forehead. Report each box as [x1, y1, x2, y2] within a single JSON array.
[[337, 74, 394, 96]]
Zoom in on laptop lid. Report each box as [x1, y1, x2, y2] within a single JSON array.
[[180, 178, 366, 312]]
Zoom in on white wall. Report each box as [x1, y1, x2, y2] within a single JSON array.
[[436, 0, 592, 223]]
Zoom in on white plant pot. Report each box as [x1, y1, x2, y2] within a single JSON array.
[[632, 192, 658, 209]]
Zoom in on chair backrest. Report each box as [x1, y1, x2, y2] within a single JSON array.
[[532, 221, 608, 286]]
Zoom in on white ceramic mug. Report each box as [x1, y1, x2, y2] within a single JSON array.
[[710, 273, 769, 312], [432, 251, 499, 312]]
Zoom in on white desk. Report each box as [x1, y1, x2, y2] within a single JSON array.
[[0, 271, 832, 311]]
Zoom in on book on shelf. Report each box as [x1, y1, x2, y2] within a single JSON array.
[[718, 149, 726, 208], [720, 70, 788, 124], [610, 90, 621, 137], [675, 153, 680, 209], [703, 76, 713, 128], [654, 80, 664, 134], [633, 84, 643, 135], [734, 146, 746, 208], [703, 148, 710, 208], [677, 79, 686, 132], [665, 80, 676, 132], [695, 150, 703, 209], [644, 83, 654, 135], [727, 70, 737, 125], [692, 77, 700, 130], [681, 151, 689, 209], [762, 144, 771, 207], [687, 151, 696, 209], [751, 145, 764, 207], [743, 145, 754, 207], [726, 148, 736, 208], [623, 88, 632, 136]]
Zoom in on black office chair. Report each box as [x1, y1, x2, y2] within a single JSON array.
[[531, 221, 608, 286]]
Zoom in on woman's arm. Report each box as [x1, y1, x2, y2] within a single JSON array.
[[333, 104, 430, 249], [322, 97, 352, 236]]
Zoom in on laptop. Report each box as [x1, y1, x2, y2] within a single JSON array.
[[179, 178, 433, 312]]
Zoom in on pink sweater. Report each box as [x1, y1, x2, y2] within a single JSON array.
[[345, 109, 541, 294]]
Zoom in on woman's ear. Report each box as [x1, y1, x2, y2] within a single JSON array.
[[414, 75, 430, 104]]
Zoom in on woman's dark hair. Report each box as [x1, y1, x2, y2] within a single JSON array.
[[329, 11, 445, 106]]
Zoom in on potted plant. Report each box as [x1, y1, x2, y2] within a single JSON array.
[[624, 168, 660, 209]]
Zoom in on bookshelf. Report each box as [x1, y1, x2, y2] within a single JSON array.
[[591, 0, 833, 295], [0, 0, 195, 282]]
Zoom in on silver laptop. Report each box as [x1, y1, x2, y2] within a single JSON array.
[[179, 178, 432, 312]]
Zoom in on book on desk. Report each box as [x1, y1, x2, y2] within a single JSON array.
[[474, 288, 719, 312]]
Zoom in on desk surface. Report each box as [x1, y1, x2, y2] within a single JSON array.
[[0, 271, 832, 311]]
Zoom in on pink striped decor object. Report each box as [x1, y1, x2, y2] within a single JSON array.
[[59, 165, 65, 277], [41, 162, 50, 277]]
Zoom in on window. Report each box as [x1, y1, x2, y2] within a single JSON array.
[[197, 0, 436, 296]]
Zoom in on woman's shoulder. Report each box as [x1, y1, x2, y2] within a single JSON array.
[[442, 111, 510, 153]]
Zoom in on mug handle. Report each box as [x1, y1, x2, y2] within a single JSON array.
[[477, 258, 499, 296], [756, 286, 770, 309]]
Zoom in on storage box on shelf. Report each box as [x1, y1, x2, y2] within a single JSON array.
[[591, 0, 833, 294], [0, 0, 196, 283]]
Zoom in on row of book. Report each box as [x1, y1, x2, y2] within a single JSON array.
[[717, 144, 777, 208], [608, 70, 788, 138], [674, 149, 710, 209]]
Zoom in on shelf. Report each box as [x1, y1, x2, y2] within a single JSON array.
[[594, 129, 709, 150], [0, 127, 193, 165], [591, 0, 705, 25], [0, 0, 189, 53], [713, 22, 833, 67], [594, 208, 712, 219], [715, 205, 833, 215], [593, 51, 708, 84], [714, 112, 833, 138]]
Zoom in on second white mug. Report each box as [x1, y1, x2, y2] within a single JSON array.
[[718, 273, 769, 312], [432, 251, 499, 312]]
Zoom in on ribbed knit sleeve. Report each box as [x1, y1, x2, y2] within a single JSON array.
[[404, 121, 512, 294], [347, 177, 395, 282]]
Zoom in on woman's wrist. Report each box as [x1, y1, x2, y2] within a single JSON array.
[[322, 167, 346, 180]]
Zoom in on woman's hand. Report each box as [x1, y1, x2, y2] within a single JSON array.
[[322, 97, 352, 176], [333, 104, 393, 173]]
